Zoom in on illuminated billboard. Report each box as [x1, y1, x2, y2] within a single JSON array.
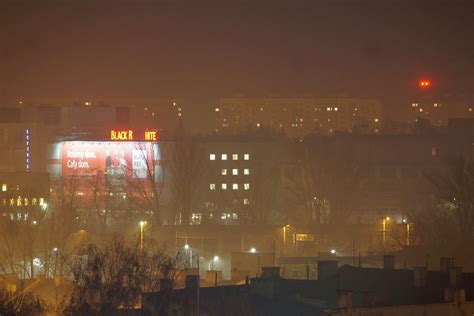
[[60, 141, 159, 193]]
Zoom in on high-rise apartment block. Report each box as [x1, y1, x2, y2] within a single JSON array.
[[214, 97, 382, 137]]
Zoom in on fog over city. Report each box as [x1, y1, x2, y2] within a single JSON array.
[[1, 0, 474, 315]]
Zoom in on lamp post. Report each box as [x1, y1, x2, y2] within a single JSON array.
[[382, 217, 390, 247], [283, 224, 290, 255], [184, 244, 193, 267], [139, 220, 147, 251]]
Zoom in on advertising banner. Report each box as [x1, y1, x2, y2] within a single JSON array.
[[61, 141, 155, 193]]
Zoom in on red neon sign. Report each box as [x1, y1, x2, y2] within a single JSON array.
[[111, 130, 134, 141], [110, 130, 158, 141], [144, 131, 157, 141]]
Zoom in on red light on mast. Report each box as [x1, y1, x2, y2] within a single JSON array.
[[419, 80, 431, 88]]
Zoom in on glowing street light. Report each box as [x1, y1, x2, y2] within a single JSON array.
[[283, 224, 290, 255], [139, 220, 147, 250], [382, 217, 390, 246], [250, 247, 257, 253], [330, 249, 336, 254], [184, 244, 190, 250]]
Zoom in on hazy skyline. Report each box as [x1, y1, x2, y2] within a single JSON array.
[[1, 0, 473, 113]]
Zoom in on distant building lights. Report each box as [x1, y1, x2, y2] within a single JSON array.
[[25, 128, 31, 172]]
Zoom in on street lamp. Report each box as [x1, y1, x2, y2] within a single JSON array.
[[382, 217, 390, 246], [250, 247, 256, 253], [283, 224, 290, 255], [211, 256, 219, 270], [184, 244, 193, 267], [330, 249, 336, 255], [139, 220, 147, 251]]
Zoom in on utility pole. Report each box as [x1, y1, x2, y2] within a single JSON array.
[[196, 255, 200, 316]]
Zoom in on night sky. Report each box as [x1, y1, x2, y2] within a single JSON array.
[[1, 0, 473, 115]]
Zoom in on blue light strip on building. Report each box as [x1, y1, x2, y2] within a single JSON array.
[[26, 128, 30, 172]]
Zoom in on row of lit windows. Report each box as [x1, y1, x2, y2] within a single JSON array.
[[210, 153, 250, 161], [210, 183, 250, 190], [2, 197, 45, 207], [221, 169, 250, 175]]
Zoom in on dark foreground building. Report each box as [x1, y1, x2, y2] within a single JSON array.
[[142, 257, 474, 316]]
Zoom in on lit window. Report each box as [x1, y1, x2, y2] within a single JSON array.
[[210, 184, 216, 190], [215, 107, 220, 112], [39, 198, 44, 206], [434, 103, 438, 107], [334, 107, 338, 111], [210, 154, 216, 160], [244, 154, 250, 160], [77, 192, 84, 196], [32, 198, 37, 205], [1, 184, 6, 192], [222, 154, 227, 160], [244, 169, 250, 175], [243, 198, 249, 205], [232, 169, 238, 175], [233, 154, 238, 160], [256, 123, 261, 127], [232, 183, 239, 190], [221, 169, 227, 175], [244, 183, 250, 190], [221, 183, 227, 190], [419, 108, 423, 112], [374, 118, 379, 123]]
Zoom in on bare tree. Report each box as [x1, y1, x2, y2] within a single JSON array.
[[166, 131, 208, 225], [65, 237, 185, 316], [284, 140, 361, 224], [0, 288, 47, 316], [124, 142, 165, 225], [426, 156, 474, 243]]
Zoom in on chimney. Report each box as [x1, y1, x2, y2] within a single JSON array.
[[159, 278, 173, 292], [383, 255, 395, 270], [449, 267, 463, 289], [185, 275, 199, 291], [413, 266, 427, 288], [440, 257, 456, 272], [317, 260, 338, 280], [260, 267, 281, 279]]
